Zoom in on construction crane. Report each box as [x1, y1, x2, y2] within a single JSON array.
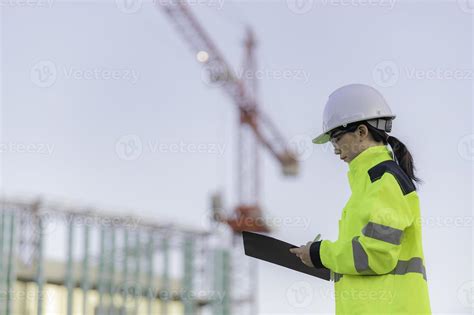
[[156, 1, 299, 234]]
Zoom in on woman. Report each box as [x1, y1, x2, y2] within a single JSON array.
[[290, 84, 431, 314]]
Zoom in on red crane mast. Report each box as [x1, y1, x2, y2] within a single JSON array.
[[156, 1, 299, 233]]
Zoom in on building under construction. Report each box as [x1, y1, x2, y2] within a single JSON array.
[[0, 197, 256, 315]]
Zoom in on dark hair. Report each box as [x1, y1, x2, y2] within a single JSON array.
[[332, 120, 422, 186]]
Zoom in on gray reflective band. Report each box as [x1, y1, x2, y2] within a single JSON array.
[[334, 257, 427, 283], [362, 222, 403, 245], [391, 257, 427, 280], [352, 236, 375, 274]]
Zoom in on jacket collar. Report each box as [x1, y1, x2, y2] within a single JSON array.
[[347, 145, 394, 188]]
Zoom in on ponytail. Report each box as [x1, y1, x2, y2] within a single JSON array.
[[387, 135, 422, 184], [363, 122, 422, 186]]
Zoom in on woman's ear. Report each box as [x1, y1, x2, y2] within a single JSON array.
[[357, 124, 369, 140]]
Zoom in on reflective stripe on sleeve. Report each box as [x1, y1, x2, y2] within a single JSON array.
[[351, 236, 376, 274], [362, 222, 403, 245], [334, 257, 427, 282], [391, 257, 427, 280]]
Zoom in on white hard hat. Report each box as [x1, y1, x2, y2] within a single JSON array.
[[312, 83, 396, 144]]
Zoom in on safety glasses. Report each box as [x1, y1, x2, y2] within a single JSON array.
[[329, 125, 359, 145]]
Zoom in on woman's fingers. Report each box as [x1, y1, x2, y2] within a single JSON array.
[[289, 246, 303, 255], [289, 247, 299, 254], [291, 248, 307, 262]]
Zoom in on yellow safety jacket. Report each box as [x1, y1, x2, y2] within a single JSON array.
[[310, 145, 431, 314]]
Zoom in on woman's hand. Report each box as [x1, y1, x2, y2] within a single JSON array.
[[289, 241, 315, 267]]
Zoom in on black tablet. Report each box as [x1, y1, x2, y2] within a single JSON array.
[[242, 231, 331, 281]]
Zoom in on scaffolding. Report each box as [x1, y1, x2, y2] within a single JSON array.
[[0, 197, 249, 315]]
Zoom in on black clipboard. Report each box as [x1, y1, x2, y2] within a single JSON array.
[[242, 231, 331, 281]]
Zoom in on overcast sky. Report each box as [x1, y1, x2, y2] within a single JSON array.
[[1, 0, 473, 313]]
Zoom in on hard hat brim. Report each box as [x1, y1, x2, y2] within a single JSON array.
[[312, 132, 330, 144], [312, 115, 397, 145]]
